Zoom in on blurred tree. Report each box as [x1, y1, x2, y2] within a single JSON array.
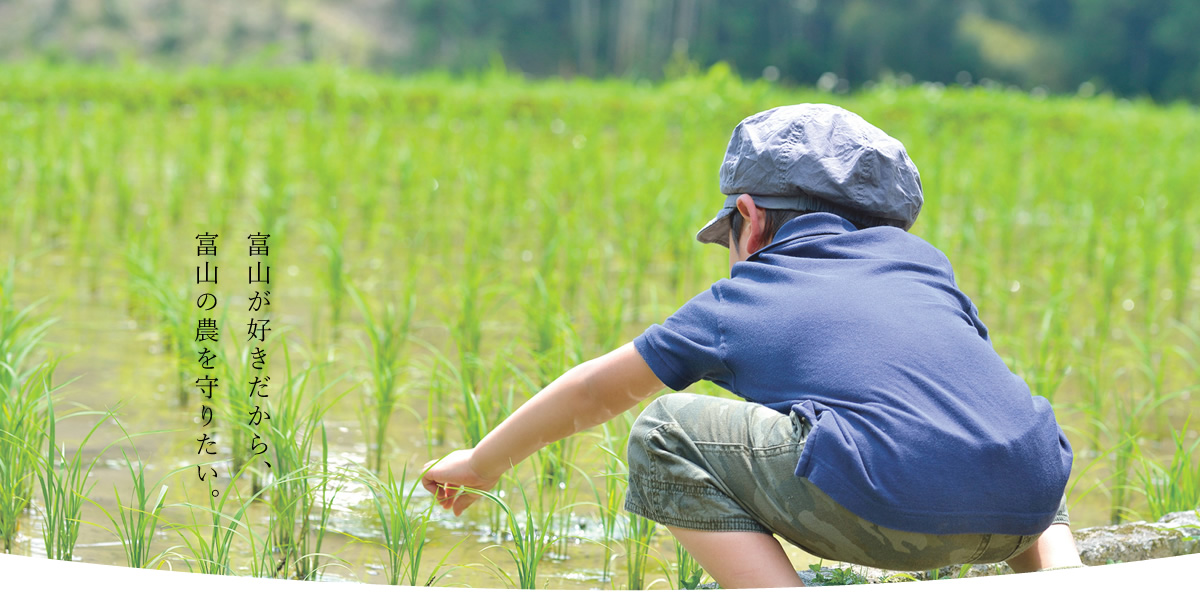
[[3, 0, 1199, 102]]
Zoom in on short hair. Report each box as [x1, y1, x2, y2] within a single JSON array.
[[728, 208, 869, 248]]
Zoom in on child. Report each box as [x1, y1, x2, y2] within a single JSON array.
[[422, 103, 1083, 588]]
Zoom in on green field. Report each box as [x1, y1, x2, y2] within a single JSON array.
[[0, 64, 1197, 587]]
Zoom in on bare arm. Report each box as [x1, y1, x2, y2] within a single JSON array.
[[422, 342, 666, 514]]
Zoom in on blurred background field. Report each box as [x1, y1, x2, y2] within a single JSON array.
[[1, 63, 1197, 587]]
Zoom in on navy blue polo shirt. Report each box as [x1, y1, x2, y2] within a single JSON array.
[[633, 212, 1073, 535]]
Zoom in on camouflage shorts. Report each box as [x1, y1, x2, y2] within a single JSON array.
[[623, 393, 1071, 572]]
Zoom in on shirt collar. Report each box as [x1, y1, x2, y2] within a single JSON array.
[[748, 212, 859, 259]]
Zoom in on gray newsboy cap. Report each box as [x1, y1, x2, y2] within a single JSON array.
[[697, 103, 923, 246]]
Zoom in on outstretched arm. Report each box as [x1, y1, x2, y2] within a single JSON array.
[[421, 341, 666, 515]]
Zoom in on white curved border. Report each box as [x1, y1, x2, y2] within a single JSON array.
[[2, 553, 1196, 597]]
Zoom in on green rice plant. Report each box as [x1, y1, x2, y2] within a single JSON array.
[[1168, 210, 1193, 320], [214, 328, 256, 491], [256, 117, 293, 245], [260, 342, 354, 580], [124, 240, 195, 406], [36, 375, 112, 562], [1129, 328, 1168, 405], [1094, 233, 1125, 350], [0, 258, 57, 390], [1026, 292, 1071, 401], [85, 444, 175, 569], [623, 512, 659, 590], [518, 269, 584, 391], [430, 346, 514, 450], [265, 434, 345, 580], [358, 464, 457, 586], [674, 540, 704, 590], [1093, 385, 1179, 524], [1098, 326, 1188, 523], [0, 360, 59, 553], [603, 406, 660, 590], [316, 219, 347, 345], [453, 272, 485, 394], [476, 477, 559, 590], [348, 284, 416, 474], [243, 501, 286, 579], [1136, 195, 1164, 332], [0, 258, 52, 552], [1136, 418, 1200, 521], [423, 357, 447, 453], [168, 463, 265, 575], [0, 261, 62, 552], [586, 268, 628, 353], [522, 271, 567, 387], [531, 438, 581, 561], [590, 431, 626, 584]]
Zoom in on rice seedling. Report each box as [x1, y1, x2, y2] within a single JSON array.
[[522, 271, 568, 387], [214, 327, 257, 491], [85, 445, 175, 569], [260, 341, 354, 580], [124, 239, 195, 406], [263, 439, 345, 580], [169, 467, 259, 575], [433, 348, 514, 451], [0, 259, 56, 387], [530, 437, 581, 561], [674, 540, 704, 590], [35, 371, 112, 562], [585, 265, 628, 352], [1168, 212, 1193, 321], [1136, 418, 1200, 521], [476, 476, 559, 590], [0, 360, 55, 553], [423, 357, 448, 453], [588, 426, 627, 584], [0, 264, 58, 552], [1087, 380, 1182, 523], [1025, 292, 1072, 401], [348, 284, 416, 473], [1094, 234, 1126, 349], [623, 512, 659, 590], [256, 118, 294, 242], [453, 271, 486, 395], [358, 463, 458, 586], [315, 219, 347, 346]]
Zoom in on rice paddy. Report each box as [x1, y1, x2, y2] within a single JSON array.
[[0, 63, 1197, 588]]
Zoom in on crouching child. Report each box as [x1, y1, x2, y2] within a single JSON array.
[[422, 103, 1083, 588]]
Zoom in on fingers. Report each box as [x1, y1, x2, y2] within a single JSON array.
[[424, 472, 464, 510], [420, 452, 491, 516], [421, 476, 438, 496], [420, 459, 440, 495], [442, 485, 461, 508], [452, 491, 480, 516]]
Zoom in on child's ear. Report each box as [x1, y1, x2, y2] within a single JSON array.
[[735, 194, 767, 253]]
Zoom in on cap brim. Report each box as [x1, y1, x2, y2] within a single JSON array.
[[696, 195, 742, 247]]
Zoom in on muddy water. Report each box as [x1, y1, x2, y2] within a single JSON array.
[[6, 240, 1146, 588], [3, 242, 828, 589]]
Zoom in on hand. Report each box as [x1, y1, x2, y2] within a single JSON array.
[[421, 449, 501, 516]]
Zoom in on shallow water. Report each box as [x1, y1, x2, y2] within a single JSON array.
[[8, 243, 845, 589]]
